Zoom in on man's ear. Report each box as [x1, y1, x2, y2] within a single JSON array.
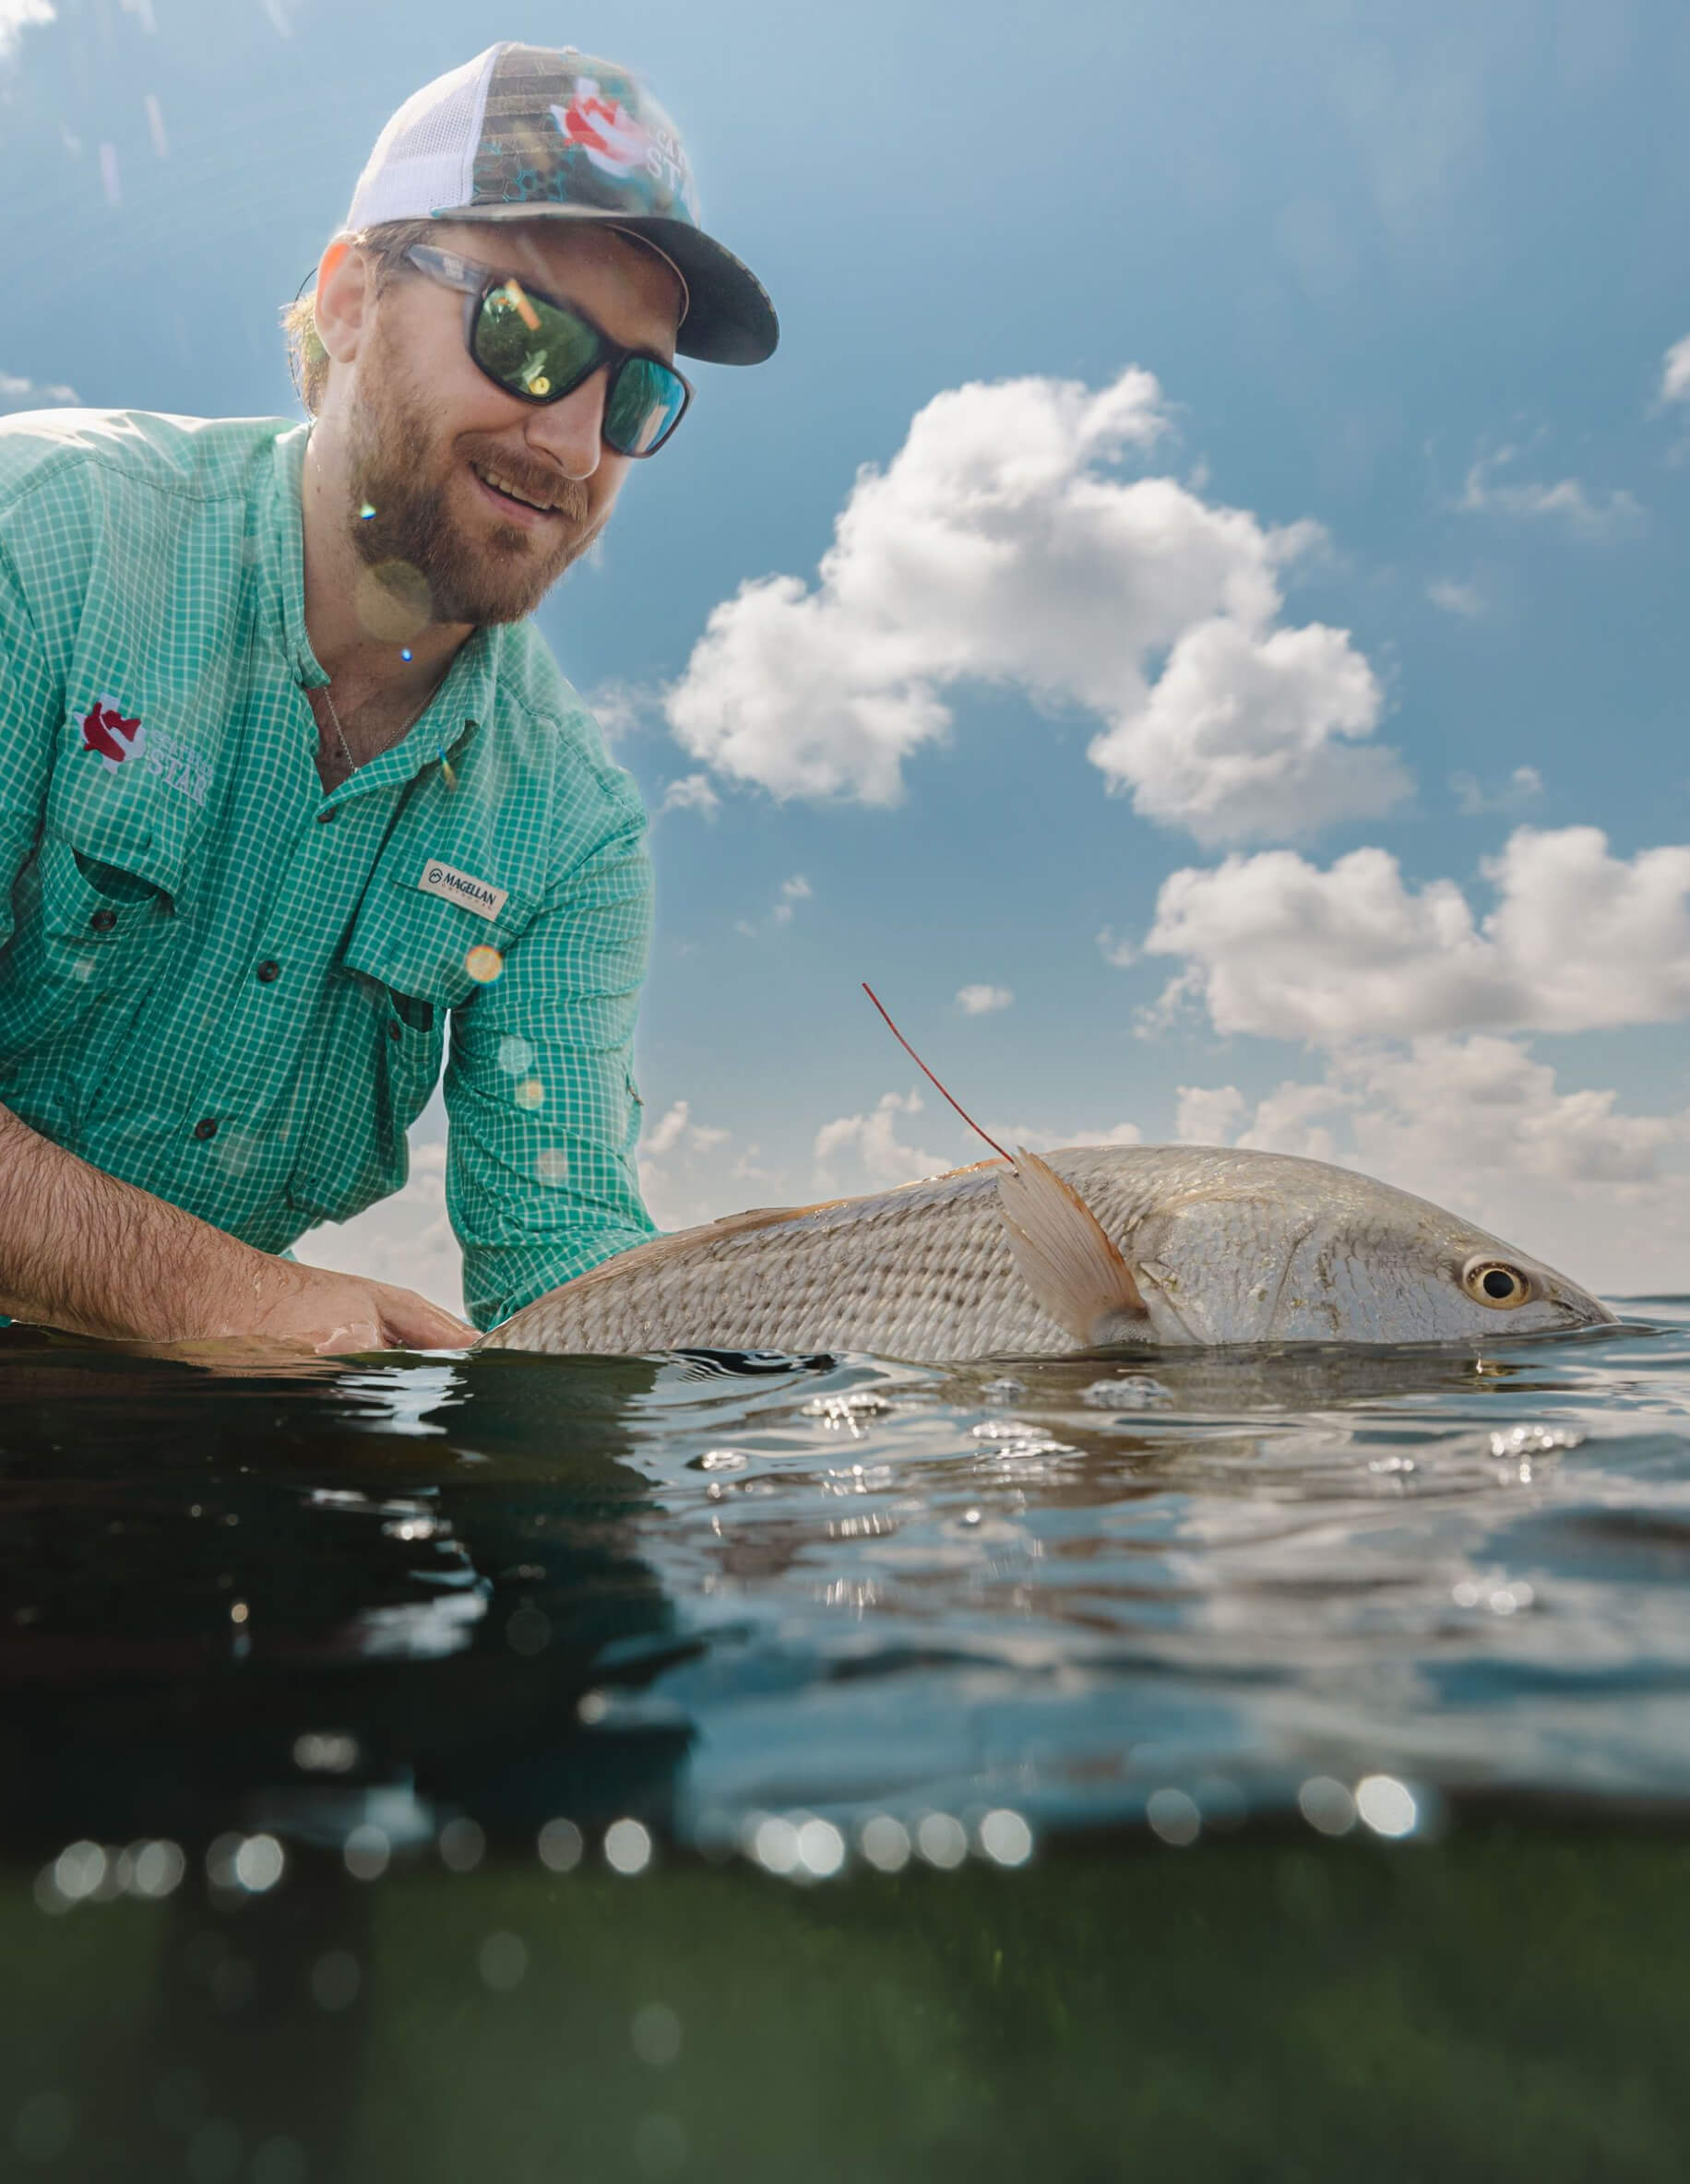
[[311, 238, 372, 367]]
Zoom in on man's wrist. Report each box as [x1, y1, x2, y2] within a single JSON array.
[[0, 1105, 281, 1342]]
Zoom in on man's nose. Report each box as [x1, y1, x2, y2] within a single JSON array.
[[522, 370, 609, 479]]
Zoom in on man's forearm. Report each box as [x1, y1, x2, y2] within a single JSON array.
[[0, 1102, 279, 1341]]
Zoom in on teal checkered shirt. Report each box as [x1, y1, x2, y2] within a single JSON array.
[[0, 408, 657, 1328]]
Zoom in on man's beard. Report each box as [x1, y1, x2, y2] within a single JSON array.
[[344, 352, 601, 628]]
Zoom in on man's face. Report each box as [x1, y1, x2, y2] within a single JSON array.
[[338, 220, 683, 628]]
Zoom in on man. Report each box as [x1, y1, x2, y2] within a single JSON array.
[[0, 43, 776, 1354]]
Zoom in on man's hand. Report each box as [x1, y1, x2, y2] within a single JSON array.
[[249, 1262, 474, 1354], [0, 1102, 474, 1352]]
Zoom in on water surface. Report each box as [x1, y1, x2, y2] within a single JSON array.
[[7, 1304, 1690, 2178]]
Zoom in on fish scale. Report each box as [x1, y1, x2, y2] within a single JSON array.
[[482, 1145, 1615, 1360]]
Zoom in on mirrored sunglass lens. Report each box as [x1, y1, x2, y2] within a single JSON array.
[[475, 281, 599, 400], [604, 357, 687, 454]]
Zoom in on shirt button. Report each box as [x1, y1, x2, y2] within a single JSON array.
[[387, 1021, 403, 1042], [89, 908, 118, 932], [256, 959, 281, 984], [193, 1118, 219, 1141], [316, 807, 339, 825]]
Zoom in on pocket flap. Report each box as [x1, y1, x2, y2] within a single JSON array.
[[341, 870, 537, 1008], [45, 745, 204, 897]]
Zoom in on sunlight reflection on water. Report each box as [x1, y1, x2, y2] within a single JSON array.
[[2, 1304, 1689, 1872]]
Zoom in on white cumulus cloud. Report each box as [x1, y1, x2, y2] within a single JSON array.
[[0, 0, 53, 60], [1145, 826, 1690, 1042], [814, 1089, 946, 1193], [0, 369, 78, 413], [955, 983, 1014, 1015], [1450, 764, 1542, 816], [1660, 335, 1690, 407], [1174, 1085, 1246, 1145], [1426, 577, 1484, 619], [737, 872, 813, 937], [660, 772, 720, 817], [636, 1099, 738, 1231], [295, 1138, 463, 1314], [772, 874, 811, 926], [666, 367, 1404, 843], [1175, 1039, 1689, 1293], [1459, 447, 1641, 537]]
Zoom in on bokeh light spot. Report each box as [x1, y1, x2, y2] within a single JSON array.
[[1298, 1776, 1358, 1836], [438, 1818, 485, 1873], [128, 1839, 186, 1898], [292, 1731, 358, 1774], [631, 2002, 683, 2068], [232, 1834, 285, 1893], [1146, 1788, 1201, 1846], [749, 1815, 799, 1875], [53, 1841, 106, 1902], [537, 1817, 583, 1872], [797, 1817, 846, 1878], [978, 1809, 1034, 1867], [604, 1818, 652, 1875], [915, 1812, 969, 1869], [1355, 1774, 1419, 1839], [478, 1931, 528, 1991], [859, 1815, 910, 1873], [342, 1824, 389, 1881]]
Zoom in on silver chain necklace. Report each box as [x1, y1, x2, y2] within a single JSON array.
[[318, 677, 434, 783]]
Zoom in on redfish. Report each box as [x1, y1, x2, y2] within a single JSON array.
[[482, 1145, 1613, 1360]]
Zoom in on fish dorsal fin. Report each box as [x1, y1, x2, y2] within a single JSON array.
[[995, 1149, 1149, 1346]]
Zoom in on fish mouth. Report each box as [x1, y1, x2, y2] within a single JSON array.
[[1548, 1288, 1620, 1329]]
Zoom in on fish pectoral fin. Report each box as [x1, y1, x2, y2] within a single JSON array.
[[995, 1149, 1149, 1346]]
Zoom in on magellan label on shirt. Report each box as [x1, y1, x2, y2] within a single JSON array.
[[419, 860, 508, 921]]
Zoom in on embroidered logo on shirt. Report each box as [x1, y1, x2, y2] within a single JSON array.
[[419, 860, 507, 921], [79, 696, 210, 807], [143, 729, 211, 808], [81, 697, 146, 767]]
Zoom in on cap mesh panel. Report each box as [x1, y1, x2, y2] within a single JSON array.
[[384, 69, 484, 166]]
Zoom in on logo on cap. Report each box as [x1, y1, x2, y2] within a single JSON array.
[[551, 82, 649, 178]]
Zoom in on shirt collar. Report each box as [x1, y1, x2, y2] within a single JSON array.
[[255, 422, 324, 687], [256, 420, 498, 788]]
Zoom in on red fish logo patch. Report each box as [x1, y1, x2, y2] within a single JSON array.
[[551, 82, 649, 178], [81, 697, 146, 769]]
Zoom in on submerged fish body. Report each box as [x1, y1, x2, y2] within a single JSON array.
[[482, 1144, 1616, 1360]]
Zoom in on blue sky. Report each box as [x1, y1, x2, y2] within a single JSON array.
[[4, 0, 1689, 1305]]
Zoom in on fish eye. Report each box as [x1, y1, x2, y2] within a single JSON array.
[[1461, 1256, 1533, 1311]]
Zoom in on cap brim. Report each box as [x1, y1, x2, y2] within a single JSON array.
[[429, 202, 779, 366]]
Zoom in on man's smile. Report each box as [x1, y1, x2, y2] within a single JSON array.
[[470, 461, 568, 526]]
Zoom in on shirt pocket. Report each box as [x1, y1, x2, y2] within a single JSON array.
[[0, 814, 186, 1080], [285, 871, 538, 1228]]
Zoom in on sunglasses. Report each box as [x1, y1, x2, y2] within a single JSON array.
[[402, 244, 694, 458]]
